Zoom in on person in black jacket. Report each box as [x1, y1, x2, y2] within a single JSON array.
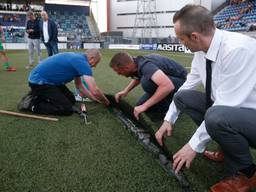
[[39, 11, 58, 57], [26, 11, 41, 69]]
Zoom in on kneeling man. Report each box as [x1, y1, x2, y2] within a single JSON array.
[[18, 49, 109, 115]]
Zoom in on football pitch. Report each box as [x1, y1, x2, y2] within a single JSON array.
[[0, 49, 255, 192]]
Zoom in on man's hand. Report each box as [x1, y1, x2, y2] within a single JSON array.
[[173, 143, 197, 174], [133, 104, 148, 120], [103, 98, 110, 107], [27, 29, 34, 33], [155, 121, 173, 146], [115, 90, 127, 103]]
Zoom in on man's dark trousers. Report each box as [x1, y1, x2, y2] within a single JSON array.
[[29, 83, 75, 115], [44, 41, 58, 56], [174, 89, 256, 174]]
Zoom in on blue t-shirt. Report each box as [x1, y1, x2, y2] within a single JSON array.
[[29, 52, 92, 85]]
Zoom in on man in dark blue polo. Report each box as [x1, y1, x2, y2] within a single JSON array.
[[110, 52, 187, 121]]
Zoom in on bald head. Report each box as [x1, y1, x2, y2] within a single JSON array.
[[41, 11, 48, 21], [85, 49, 102, 68]]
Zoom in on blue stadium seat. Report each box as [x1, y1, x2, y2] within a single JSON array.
[[214, 0, 256, 32]]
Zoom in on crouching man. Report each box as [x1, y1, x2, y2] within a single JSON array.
[[18, 49, 109, 115], [110, 52, 187, 121]]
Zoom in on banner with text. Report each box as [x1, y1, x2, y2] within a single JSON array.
[[139, 44, 157, 50], [156, 43, 191, 53]]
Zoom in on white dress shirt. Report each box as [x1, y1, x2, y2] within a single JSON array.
[[164, 29, 256, 153], [43, 21, 49, 43]]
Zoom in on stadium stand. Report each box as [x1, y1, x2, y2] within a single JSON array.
[[0, 2, 94, 44], [48, 10, 91, 37], [0, 12, 26, 43], [1, 13, 26, 27], [0, 3, 30, 12], [4, 27, 25, 43], [45, 4, 92, 47], [214, 0, 256, 32]]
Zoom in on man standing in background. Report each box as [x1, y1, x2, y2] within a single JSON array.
[[26, 11, 41, 69], [39, 11, 58, 57]]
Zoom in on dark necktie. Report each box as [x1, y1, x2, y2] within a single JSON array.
[[206, 59, 213, 109]]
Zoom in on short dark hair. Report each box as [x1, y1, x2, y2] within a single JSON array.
[[109, 52, 133, 68], [27, 11, 34, 17], [173, 4, 215, 36]]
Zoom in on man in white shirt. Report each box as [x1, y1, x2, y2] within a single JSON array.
[[39, 11, 58, 57], [43, 19, 49, 43], [155, 4, 256, 192]]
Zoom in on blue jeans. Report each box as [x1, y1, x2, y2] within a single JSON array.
[[136, 76, 185, 114], [44, 41, 59, 56]]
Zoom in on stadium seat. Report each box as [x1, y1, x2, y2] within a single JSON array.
[[214, 0, 256, 32]]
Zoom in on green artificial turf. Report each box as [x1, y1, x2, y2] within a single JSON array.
[[0, 49, 255, 192]]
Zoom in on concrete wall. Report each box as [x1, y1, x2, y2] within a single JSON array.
[[109, 0, 194, 38], [193, 0, 226, 11], [211, 0, 227, 10], [4, 43, 101, 50], [109, 0, 226, 38], [4, 43, 67, 50]]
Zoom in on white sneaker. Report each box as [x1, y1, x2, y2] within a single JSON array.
[[25, 64, 33, 69], [75, 95, 93, 102], [75, 94, 83, 102]]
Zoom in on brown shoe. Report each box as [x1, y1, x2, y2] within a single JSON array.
[[249, 172, 256, 188], [204, 150, 224, 162], [210, 172, 255, 192]]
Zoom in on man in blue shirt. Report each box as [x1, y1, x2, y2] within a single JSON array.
[[110, 52, 187, 121], [18, 49, 109, 115]]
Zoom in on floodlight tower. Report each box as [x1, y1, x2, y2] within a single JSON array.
[[132, 0, 159, 42]]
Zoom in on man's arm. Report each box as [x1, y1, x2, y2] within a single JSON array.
[[52, 20, 58, 41], [134, 70, 174, 119], [171, 47, 256, 174], [75, 76, 110, 106], [115, 79, 140, 103], [155, 54, 202, 148], [26, 21, 29, 32], [74, 77, 99, 102], [38, 21, 43, 40]]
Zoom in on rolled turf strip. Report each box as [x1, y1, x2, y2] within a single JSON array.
[[106, 94, 192, 192]]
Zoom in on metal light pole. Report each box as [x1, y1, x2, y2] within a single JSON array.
[[132, 0, 159, 43]]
